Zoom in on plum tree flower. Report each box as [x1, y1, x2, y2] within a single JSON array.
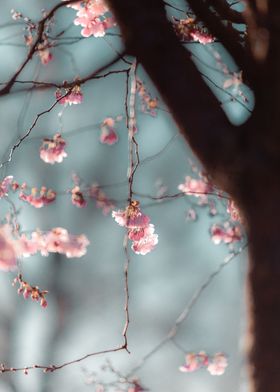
[[66, 0, 116, 38], [112, 201, 158, 255], [100, 117, 118, 145], [56, 85, 83, 106], [19, 186, 56, 208], [0, 176, 13, 198], [131, 224, 158, 255], [19, 228, 89, 258], [179, 352, 227, 376], [112, 202, 150, 228], [207, 353, 228, 376], [179, 352, 209, 373], [71, 186, 87, 208], [0, 225, 18, 272], [40, 133, 67, 164], [210, 223, 242, 245], [13, 274, 48, 308], [173, 18, 214, 44], [178, 176, 212, 204]]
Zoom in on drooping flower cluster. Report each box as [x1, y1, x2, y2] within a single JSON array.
[[100, 117, 118, 145], [56, 85, 83, 106], [18, 228, 90, 258], [13, 274, 48, 308], [66, 0, 115, 38], [179, 352, 228, 376], [88, 184, 115, 215], [19, 186, 56, 208], [40, 133, 67, 164], [178, 175, 212, 204], [173, 18, 214, 44], [210, 223, 242, 245], [136, 78, 158, 117], [112, 201, 158, 255], [0, 225, 89, 272]]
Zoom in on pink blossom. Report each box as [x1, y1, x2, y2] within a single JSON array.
[[178, 176, 211, 204], [0, 176, 13, 198], [211, 223, 242, 244], [100, 117, 118, 145], [56, 86, 83, 106], [0, 225, 17, 271], [19, 186, 56, 208], [189, 30, 214, 45], [71, 186, 87, 208], [67, 0, 115, 38], [17, 234, 39, 257], [179, 352, 227, 376], [174, 18, 214, 44], [207, 353, 228, 376], [22, 228, 89, 258], [179, 352, 209, 373], [131, 224, 158, 255], [38, 45, 53, 65], [112, 203, 150, 228], [40, 133, 67, 164], [88, 184, 114, 215], [13, 274, 48, 308], [227, 199, 241, 222], [44, 227, 89, 258], [112, 202, 158, 255]]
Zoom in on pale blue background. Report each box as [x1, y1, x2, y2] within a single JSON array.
[[0, 1, 249, 391]]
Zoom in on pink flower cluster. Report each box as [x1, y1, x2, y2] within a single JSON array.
[[66, 0, 115, 38], [210, 223, 242, 245], [89, 184, 115, 215], [112, 201, 158, 255], [19, 186, 56, 208], [174, 18, 214, 44], [136, 78, 158, 117], [18, 227, 90, 258], [40, 133, 67, 164], [71, 186, 87, 208], [0, 176, 13, 198], [56, 85, 83, 106], [179, 352, 228, 376], [100, 117, 118, 145], [227, 199, 241, 222], [0, 225, 89, 272], [178, 176, 212, 204], [13, 274, 48, 308]]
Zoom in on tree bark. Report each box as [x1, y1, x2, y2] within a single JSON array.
[[107, 1, 280, 390]]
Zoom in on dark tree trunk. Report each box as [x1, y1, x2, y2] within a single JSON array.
[[107, 0, 280, 390]]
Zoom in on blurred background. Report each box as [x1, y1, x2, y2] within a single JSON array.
[[0, 1, 250, 391]]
